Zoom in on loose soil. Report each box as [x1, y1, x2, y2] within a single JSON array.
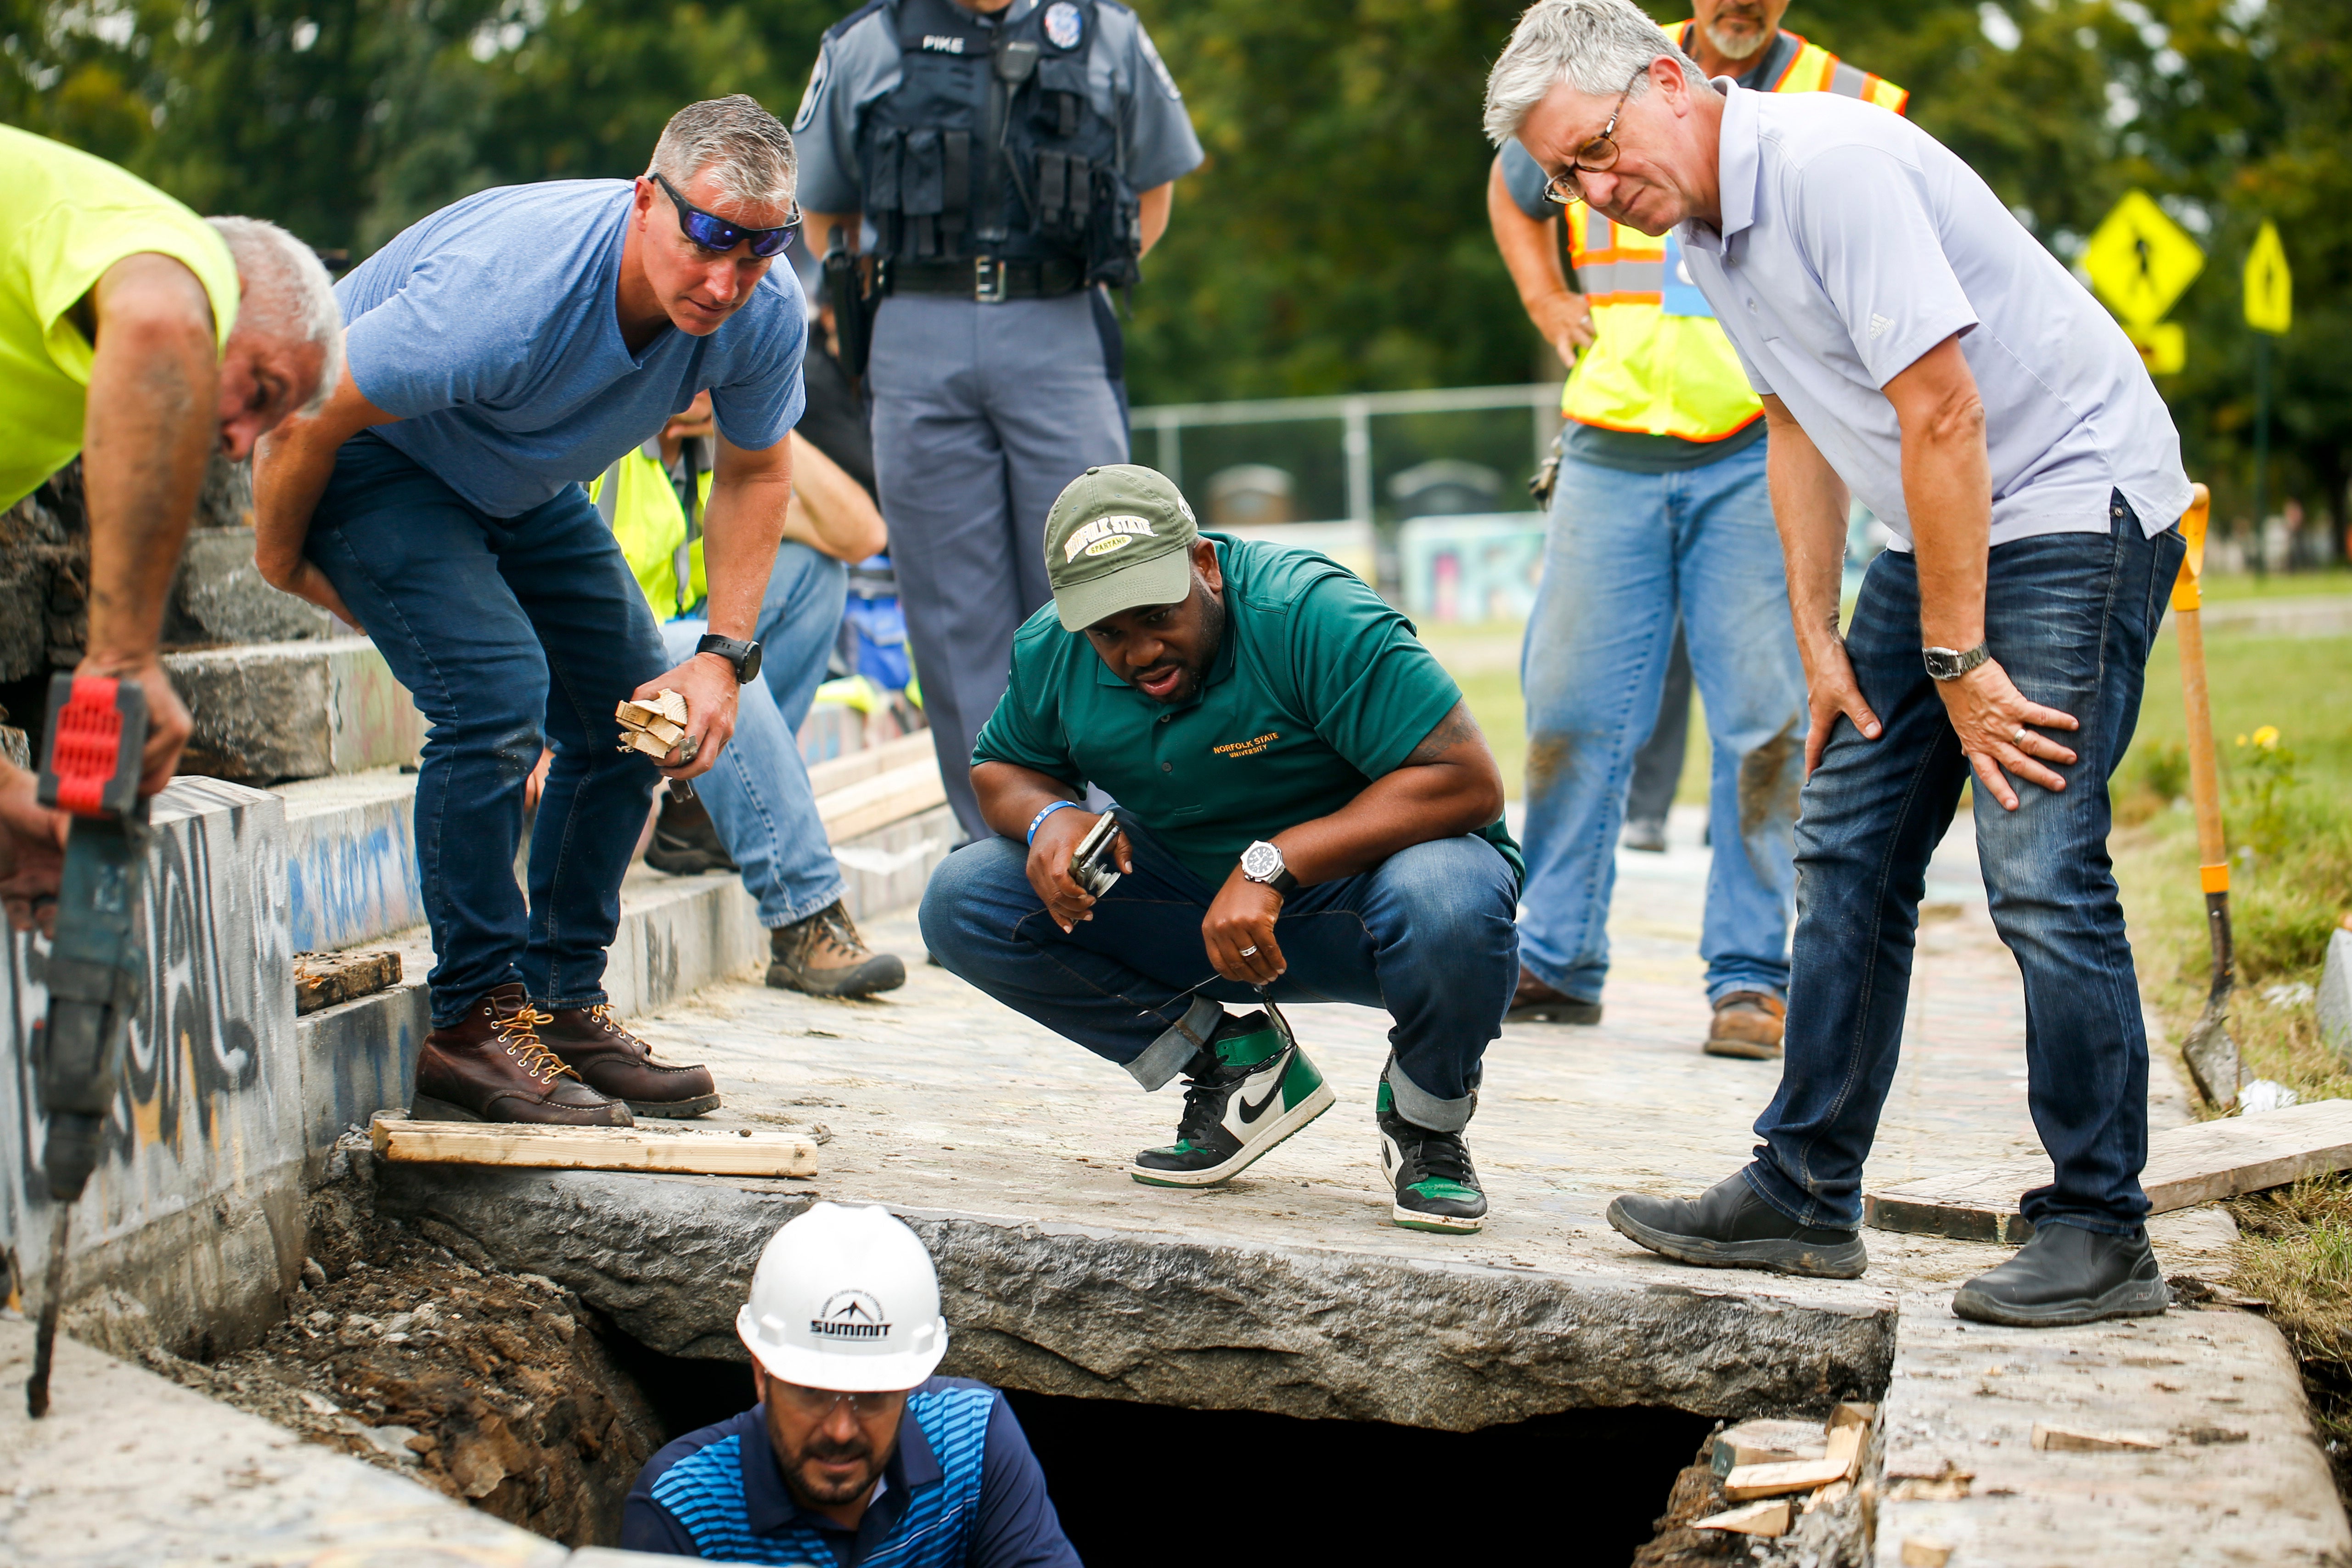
[[135, 1132, 664, 1548]]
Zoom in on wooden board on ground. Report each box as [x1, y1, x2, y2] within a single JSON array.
[[370, 1109, 816, 1178], [1864, 1098, 2352, 1242], [817, 759, 947, 843], [293, 950, 402, 1015]]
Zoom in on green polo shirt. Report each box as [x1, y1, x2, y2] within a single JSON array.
[[973, 534, 1523, 891]]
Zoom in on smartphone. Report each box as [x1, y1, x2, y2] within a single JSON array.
[[1069, 812, 1123, 899]]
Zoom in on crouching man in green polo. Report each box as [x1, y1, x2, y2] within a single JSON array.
[[919, 465, 1524, 1232]]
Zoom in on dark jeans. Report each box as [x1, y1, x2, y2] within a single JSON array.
[[308, 433, 668, 1026], [918, 817, 1519, 1130], [1747, 495, 2185, 1235]]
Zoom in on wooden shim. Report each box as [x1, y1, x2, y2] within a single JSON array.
[[370, 1110, 816, 1178], [1692, 1500, 1789, 1538], [817, 759, 948, 843], [805, 731, 936, 799], [1722, 1424, 1860, 1501], [1864, 1098, 2352, 1241], [1711, 1419, 1827, 1477], [2031, 1423, 2168, 1453]]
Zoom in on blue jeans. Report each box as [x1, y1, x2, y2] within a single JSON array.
[[1746, 495, 2185, 1235], [1518, 438, 1806, 1004], [918, 818, 1519, 1130], [307, 433, 667, 1026], [662, 541, 850, 927]]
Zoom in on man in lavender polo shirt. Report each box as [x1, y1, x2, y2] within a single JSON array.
[[1485, 0, 2189, 1327]]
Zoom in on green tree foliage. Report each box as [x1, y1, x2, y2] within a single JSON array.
[[3, 0, 2344, 542]]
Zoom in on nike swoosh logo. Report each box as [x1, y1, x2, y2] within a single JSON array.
[[1235, 1054, 1290, 1124]]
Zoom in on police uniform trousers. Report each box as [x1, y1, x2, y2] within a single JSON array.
[[868, 288, 1129, 840]]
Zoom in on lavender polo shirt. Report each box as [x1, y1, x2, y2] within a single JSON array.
[[1676, 84, 2190, 550]]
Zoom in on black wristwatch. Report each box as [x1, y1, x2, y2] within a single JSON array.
[[1922, 642, 1991, 682], [1239, 839, 1297, 897], [696, 634, 763, 685]]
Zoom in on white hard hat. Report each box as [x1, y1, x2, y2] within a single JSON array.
[[735, 1203, 950, 1392]]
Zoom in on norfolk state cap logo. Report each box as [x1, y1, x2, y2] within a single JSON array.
[[1063, 515, 1156, 562], [810, 1290, 892, 1340]]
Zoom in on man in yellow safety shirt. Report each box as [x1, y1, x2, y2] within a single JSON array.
[[1489, 0, 1903, 1061]]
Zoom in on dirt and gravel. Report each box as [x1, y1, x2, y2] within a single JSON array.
[[133, 1131, 665, 1548]]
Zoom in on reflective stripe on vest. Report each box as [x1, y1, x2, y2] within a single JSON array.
[[1557, 22, 1908, 440]]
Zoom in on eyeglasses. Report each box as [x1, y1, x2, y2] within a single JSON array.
[[771, 1382, 909, 1420], [652, 172, 800, 259], [1543, 65, 1650, 207]]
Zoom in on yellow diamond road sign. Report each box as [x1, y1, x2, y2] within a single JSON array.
[[2084, 190, 2205, 328], [2245, 220, 2292, 335], [2126, 321, 2185, 376]]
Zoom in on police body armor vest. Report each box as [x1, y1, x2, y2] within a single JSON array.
[[1560, 25, 1906, 443], [860, 0, 1140, 285]]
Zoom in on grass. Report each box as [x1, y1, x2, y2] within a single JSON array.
[[2109, 623, 2352, 1494]]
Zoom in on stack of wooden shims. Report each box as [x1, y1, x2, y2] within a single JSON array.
[[616, 689, 689, 760], [1690, 1401, 1876, 1543]]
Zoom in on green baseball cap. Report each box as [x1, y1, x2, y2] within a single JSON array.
[[1043, 464, 1201, 631]]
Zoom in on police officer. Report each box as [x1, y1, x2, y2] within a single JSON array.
[[793, 0, 1203, 839]]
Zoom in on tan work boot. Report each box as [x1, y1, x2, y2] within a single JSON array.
[[412, 984, 633, 1125], [1704, 991, 1786, 1059], [535, 1003, 721, 1119], [767, 900, 907, 999]]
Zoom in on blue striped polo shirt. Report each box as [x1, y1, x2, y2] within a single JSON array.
[[622, 1378, 1079, 1568]]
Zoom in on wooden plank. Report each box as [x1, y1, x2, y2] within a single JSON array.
[[369, 1110, 816, 1178], [1864, 1098, 2352, 1241], [805, 731, 935, 799], [817, 759, 948, 843], [293, 949, 402, 1015]]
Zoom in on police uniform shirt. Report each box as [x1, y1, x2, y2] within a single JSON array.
[[791, 0, 1204, 219]]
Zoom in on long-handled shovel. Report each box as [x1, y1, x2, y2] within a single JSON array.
[[2171, 483, 2244, 1108]]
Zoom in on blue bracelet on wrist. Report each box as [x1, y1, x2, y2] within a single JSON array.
[[1026, 799, 1078, 846]]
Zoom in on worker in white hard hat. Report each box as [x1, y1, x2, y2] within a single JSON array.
[[622, 1202, 1080, 1566]]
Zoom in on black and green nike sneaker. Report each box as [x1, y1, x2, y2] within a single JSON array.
[[1376, 1085, 1487, 1234], [1131, 1007, 1335, 1188]]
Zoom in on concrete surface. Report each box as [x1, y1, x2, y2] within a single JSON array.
[[1875, 1294, 2350, 1566], [281, 769, 428, 952], [0, 1316, 695, 1567], [2183, 594, 2352, 639], [380, 809, 2248, 1435], [166, 638, 427, 784], [1, 776, 304, 1356]]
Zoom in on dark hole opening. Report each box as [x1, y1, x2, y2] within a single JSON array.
[[604, 1336, 1708, 1566]]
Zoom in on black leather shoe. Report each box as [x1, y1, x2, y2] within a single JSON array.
[[1607, 1173, 1868, 1279], [1951, 1221, 2170, 1327]]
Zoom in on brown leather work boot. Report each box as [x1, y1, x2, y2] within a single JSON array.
[[1505, 966, 1602, 1025], [767, 900, 907, 999], [535, 1003, 721, 1119], [413, 984, 633, 1125], [1704, 991, 1787, 1059]]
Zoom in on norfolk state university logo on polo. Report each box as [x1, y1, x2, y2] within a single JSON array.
[[1063, 515, 1157, 561], [810, 1290, 892, 1340]]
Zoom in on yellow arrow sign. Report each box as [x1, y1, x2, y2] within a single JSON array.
[[2245, 220, 2291, 334], [2084, 190, 2205, 327]]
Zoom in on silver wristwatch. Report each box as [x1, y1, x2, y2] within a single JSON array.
[[1922, 642, 1991, 682], [1239, 839, 1297, 896]]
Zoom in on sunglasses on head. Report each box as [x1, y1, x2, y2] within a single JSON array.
[[652, 172, 800, 258]]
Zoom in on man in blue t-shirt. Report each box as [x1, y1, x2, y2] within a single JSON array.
[[625, 1203, 1079, 1568], [253, 96, 809, 1127]]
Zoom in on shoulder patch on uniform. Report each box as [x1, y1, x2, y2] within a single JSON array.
[[822, 0, 890, 45], [1137, 27, 1181, 99], [1044, 0, 1084, 49], [792, 41, 831, 132]]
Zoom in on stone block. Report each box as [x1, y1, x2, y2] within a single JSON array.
[[297, 973, 431, 1156], [0, 776, 304, 1355], [2322, 926, 2352, 1062], [835, 803, 957, 921], [603, 868, 765, 1018], [280, 769, 427, 950], [166, 637, 425, 784], [163, 527, 338, 646]]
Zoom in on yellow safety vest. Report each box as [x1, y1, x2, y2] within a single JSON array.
[[589, 444, 713, 621], [1559, 25, 1907, 441]]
